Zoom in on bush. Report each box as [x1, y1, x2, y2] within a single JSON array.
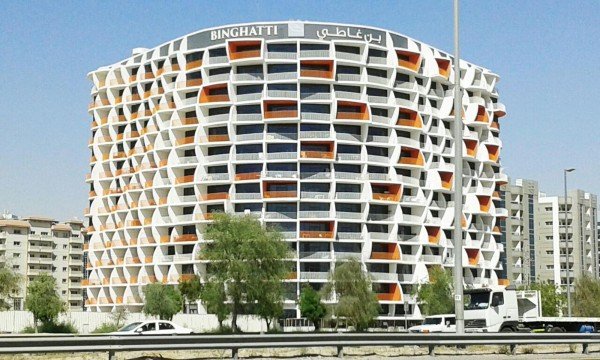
[[522, 346, 534, 354], [207, 325, 234, 334], [22, 321, 77, 334], [92, 323, 120, 334]]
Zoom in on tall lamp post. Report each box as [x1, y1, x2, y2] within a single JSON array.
[[452, 0, 465, 334], [564, 168, 575, 317]]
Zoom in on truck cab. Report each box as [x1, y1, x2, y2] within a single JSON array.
[[464, 285, 519, 332]]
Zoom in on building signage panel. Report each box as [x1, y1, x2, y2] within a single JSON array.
[[187, 23, 289, 49], [303, 24, 387, 46]]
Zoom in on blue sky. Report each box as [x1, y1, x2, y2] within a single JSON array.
[[0, 1, 598, 220]]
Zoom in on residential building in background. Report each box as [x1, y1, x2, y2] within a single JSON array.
[[0, 214, 85, 310], [502, 179, 539, 286], [84, 21, 508, 320], [501, 180, 598, 291]]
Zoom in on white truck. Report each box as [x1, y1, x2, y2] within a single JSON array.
[[463, 285, 600, 333]]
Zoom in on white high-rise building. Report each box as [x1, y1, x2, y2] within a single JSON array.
[[85, 21, 508, 320]]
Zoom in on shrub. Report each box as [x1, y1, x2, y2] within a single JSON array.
[[92, 323, 120, 334], [22, 321, 77, 334]]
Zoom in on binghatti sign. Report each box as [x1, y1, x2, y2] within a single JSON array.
[[210, 25, 279, 41]]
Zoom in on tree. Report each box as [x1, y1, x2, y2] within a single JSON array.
[[573, 275, 600, 317], [92, 308, 129, 333], [414, 266, 454, 316], [200, 213, 290, 333], [323, 259, 380, 332], [179, 275, 202, 313], [0, 263, 21, 310], [142, 283, 183, 320], [25, 274, 65, 329], [299, 283, 327, 331], [200, 280, 229, 331], [251, 279, 284, 331], [519, 281, 565, 317]]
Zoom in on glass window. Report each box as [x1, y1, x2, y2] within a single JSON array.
[[159, 322, 175, 330]]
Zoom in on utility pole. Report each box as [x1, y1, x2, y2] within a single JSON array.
[[452, 0, 465, 335], [563, 168, 575, 317]]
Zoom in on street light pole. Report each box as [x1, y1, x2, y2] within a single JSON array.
[[563, 168, 575, 317], [452, 0, 465, 334]]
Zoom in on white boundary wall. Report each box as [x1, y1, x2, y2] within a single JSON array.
[[0, 311, 266, 334]]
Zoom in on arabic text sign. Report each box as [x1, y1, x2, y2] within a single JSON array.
[[304, 24, 387, 46]]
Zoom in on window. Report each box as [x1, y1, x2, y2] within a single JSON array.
[[41, 232, 48, 236], [13, 253, 19, 258], [13, 241, 20, 246], [159, 322, 175, 330], [141, 322, 156, 331], [12, 265, 19, 270], [63, 245, 67, 249], [13, 230, 21, 235], [491, 292, 504, 306]]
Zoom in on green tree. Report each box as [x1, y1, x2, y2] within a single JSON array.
[[414, 266, 454, 316], [142, 283, 183, 320], [25, 274, 66, 329], [251, 279, 284, 331], [519, 281, 565, 317], [200, 279, 229, 331], [299, 284, 327, 331], [323, 259, 380, 332], [0, 263, 21, 310], [179, 275, 202, 314], [200, 213, 289, 333], [573, 275, 600, 317]]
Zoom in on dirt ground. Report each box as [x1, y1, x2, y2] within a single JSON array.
[[2, 344, 600, 359]]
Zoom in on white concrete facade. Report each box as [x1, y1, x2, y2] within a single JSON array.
[[85, 21, 508, 320]]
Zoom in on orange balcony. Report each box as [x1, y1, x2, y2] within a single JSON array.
[[372, 184, 401, 202], [140, 237, 155, 244], [371, 244, 400, 260], [125, 257, 141, 264], [475, 106, 489, 123], [228, 40, 262, 60], [129, 74, 137, 83], [396, 50, 421, 72], [492, 226, 501, 234], [200, 84, 229, 103], [176, 175, 195, 184], [439, 171, 453, 190], [186, 59, 203, 70], [115, 296, 124, 304], [300, 151, 334, 159], [128, 220, 141, 227], [200, 192, 229, 201], [372, 193, 400, 202], [498, 279, 510, 286], [477, 195, 491, 213], [235, 172, 261, 181], [207, 134, 230, 142], [492, 191, 501, 199], [177, 117, 199, 126], [336, 101, 369, 121], [85, 299, 98, 305], [83, 243, 90, 250], [160, 235, 171, 243], [130, 238, 138, 245], [176, 136, 195, 146], [154, 102, 176, 113], [300, 60, 334, 79], [141, 275, 158, 284], [263, 100, 298, 119], [88, 190, 97, 197], [426, 226, 441, 245], [174, 234, 198, 242], [264, 191, 297, 198], [286, 271, 298, 280], [490, 121, 500, 130], [164, 64, 180, 72], [111, 277, 127, 284], [396, 108, 422, 128], [435, 58, 451, 79], [377, 283, 402, 301], [200, 213, 215, 220], [464, 139, 478, 158], [398, 148, 424, 166], [186, 78, 203, 87], [81, 279, 90, 286], [300, 231, 333, 239], [486, 144, 500, 162], [129, 276, 139, 283], [466, 249, 480, 266]]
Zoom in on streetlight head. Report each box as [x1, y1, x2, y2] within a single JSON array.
[[565, 168, 576, 173]]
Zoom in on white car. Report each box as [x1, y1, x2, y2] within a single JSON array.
[[110, 320, 194, 335], [408, 315, 456, 333]]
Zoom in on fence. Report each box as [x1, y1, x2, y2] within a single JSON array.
[[0, 311, 266, 334], [0, 333, 599, 359]]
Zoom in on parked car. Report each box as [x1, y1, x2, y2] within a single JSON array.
[[110, 320, 194, 335], [408, 314, 456, 333]]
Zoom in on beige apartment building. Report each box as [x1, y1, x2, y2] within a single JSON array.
[[503, 180, 598, 290], [0, 214, 85, 310]]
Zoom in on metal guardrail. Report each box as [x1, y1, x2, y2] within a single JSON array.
[[1, 333, 599, 358]]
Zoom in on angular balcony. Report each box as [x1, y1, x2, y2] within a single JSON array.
[[439, 171, 453, 190], [396, 50, 421, 72], [485, 144, 500, 162], [435, 58, 451, 79], [336, 101, 369, 121], [464, 139, 478, 158], [397, 148, 424, 167], [300, 141, 334, 160], [263, 181, 297, 198], [370, 243, 400, 260], [477, 195, 492, 213], [371, 184, 401, 202], [228, 40, 262, 60], [475, 105, 489, 124], [200, 84, 230, 104], [396, 108, 422, 129], [300, 60, 334, 79], [377, 283, 402, 302], [263, 100, 298, 119], [426, 226, 441, 245]]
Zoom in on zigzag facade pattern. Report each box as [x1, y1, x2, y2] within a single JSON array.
[[84, 21, 508, 320]]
